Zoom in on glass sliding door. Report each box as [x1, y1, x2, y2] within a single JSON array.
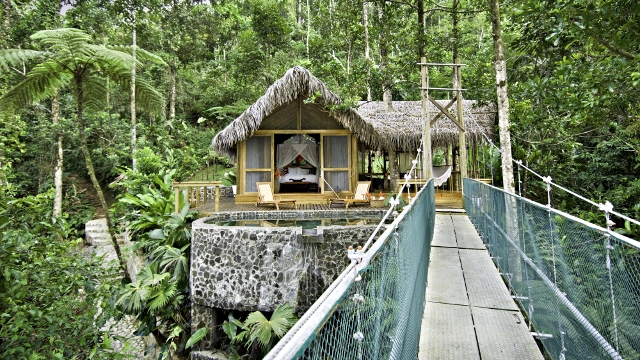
[[322, 135, 349, 193], [245, 136, 272, 193]]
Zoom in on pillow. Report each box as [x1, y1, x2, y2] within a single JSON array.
[[298, 168, 310, 175], [288, 167, 299, 175]]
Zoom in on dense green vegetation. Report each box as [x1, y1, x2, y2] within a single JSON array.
[[0, 0, 638, 358]]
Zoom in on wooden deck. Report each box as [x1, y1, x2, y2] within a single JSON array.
[[192, 190, 463, 216]]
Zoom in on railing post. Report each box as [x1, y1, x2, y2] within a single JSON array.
[[174, 186, 180, 214], [215, 185, 220, 212]]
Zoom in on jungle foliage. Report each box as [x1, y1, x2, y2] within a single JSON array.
[[0, 0, 639, 358]]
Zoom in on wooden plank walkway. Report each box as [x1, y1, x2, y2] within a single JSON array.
[[419, 213, 544, 360]]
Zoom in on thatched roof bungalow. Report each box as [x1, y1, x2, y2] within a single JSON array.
[[212, 66, 495, 203]]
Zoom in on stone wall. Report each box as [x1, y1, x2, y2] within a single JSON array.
[[190, 210, 389, 355]]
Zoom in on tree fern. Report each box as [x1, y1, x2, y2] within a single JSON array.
[[0, 28, 166, 281]]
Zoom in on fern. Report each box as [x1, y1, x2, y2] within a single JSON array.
[[0, 28, 164, 115]]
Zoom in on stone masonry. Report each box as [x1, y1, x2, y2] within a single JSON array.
[[190, 210, 389, 354]]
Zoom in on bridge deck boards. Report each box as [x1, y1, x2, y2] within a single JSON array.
[[419, 213, 544, 360]]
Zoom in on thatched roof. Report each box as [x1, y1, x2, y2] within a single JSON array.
[[355, 100, 495, 150], [212, 66, 495, 156], [212, 66, 376, 157]]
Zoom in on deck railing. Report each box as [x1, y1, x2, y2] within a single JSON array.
[[172, 181, 223, 213], [464, 178, 640, 360]]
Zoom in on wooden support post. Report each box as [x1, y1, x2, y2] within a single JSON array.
[[447, 144, 453, 191], [215, 185, 220, 212], [421, 56, 433, 179], [455, 57, 467, 190], [174, 187, 180, 214], [195, 186, 200, 208], [388, 147, 398, 192], [473, 140, 479, 178]]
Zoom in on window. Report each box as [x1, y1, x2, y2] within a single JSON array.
[[245, 136, 272, 192], [322, 136, 349, 192]]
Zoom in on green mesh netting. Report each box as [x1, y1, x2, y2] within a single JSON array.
[[266, 179, 435, 360], [464, 178, 640, 360]]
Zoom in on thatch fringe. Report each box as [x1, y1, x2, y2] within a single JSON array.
[[212, 66, 495, 157], [356, 101, 495, 151]]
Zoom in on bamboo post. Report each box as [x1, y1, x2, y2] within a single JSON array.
[[455, 57, 467, 190], [195, 186, 200, 208], [421, 56, 433, 180], [174, 186, 180, 214], [447, 144, 453, 191], [215, 185, 220, 212]]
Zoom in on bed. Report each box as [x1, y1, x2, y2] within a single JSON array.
[[278, 167, 319, 184]]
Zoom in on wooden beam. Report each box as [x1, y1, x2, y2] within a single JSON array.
[[428, 95, 464, 131], [456, 57, 468, 184], [430, 96, 457, 126], [254, 129, 350, 135], [297, 96, 302, 130], [421, 56, 433, 179]]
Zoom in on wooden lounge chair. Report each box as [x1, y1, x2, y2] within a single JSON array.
[[256, 182, 297, 210], [329, 181, 371, 209]]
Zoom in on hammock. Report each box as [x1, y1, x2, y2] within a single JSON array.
[[432, 166, 452, 187]]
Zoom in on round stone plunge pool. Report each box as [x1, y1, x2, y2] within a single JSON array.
[[190, 209, 392, 317]]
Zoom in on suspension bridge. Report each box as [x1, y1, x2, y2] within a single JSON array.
[[251, 175, 640, 360], [190, 61, 640, 359]]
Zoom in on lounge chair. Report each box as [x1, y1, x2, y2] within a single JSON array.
[[330, 181, 371, 209], [256, 182, 297, 210]]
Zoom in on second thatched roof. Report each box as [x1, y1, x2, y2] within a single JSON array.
[[212, 66, 495, 156], [356, 100, 495, 151]]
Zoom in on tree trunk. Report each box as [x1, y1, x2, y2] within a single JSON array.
[[489, 0, 514, 193], [379, 2, 392, 111], [76, 78, 131, 282], [306, 0, 310, 59], [131, 16, 137, 171], [417, 0, 424, 58], [490, 0, 520, 283], [2, 0, 10, 32], [363, 1, 371, 101], [169, 58, 176, 123], [452, 0, 459, 60], [52, 93, 63, 218]]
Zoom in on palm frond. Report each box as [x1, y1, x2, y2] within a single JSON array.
[[31, 28, 92, 46], [82, 76, 108, 112], [245, 311, 271, 350], [105, 67, 165, 116], [245, 304, 297, 351], [147, 279, 177, 312], [0, 49, 46, 72], [160, 245, 189, 284], [116, 279, 149, 313], [109, 45, 167, 66], [269, 304, 297, 338], [135, 77, 165, 114], [0, 60, 71, 111], [89, 44, 136, 70]]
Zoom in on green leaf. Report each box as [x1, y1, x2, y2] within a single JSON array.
[[185, 327, 209, 349], [148, 228, 166, 240]]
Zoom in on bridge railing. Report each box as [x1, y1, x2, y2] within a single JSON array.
[[263, 179, 436, 360], [464, 178, 640, 360]]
